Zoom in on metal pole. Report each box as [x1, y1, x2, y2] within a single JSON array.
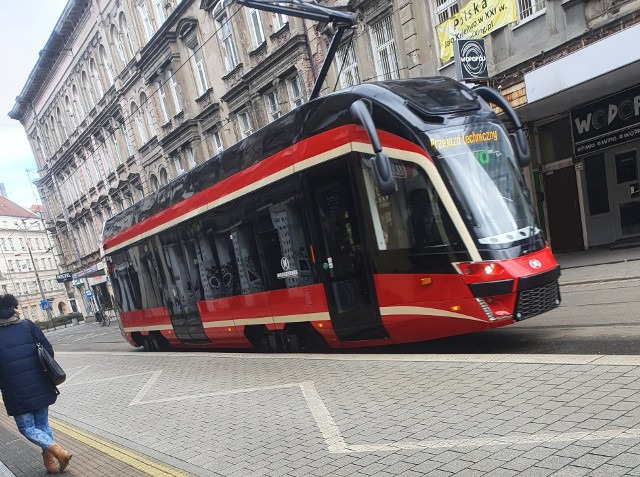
[[19, 219, 56, 328]]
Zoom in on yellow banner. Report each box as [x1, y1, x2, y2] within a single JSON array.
[[436, 0, 517, 63]]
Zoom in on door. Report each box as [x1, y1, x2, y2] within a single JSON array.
[[544, 164, 584, 252], [304, 158, 387, 342], [612, 148, 640, 238], [157, 230, 210, 344]]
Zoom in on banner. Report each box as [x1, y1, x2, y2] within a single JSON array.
[[436, 0, 517, 63]]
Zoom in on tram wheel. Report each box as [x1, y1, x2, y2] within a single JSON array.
[[142, 337, 152, 352]]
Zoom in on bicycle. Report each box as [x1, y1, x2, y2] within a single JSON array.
[[96, 311, 111, 327]]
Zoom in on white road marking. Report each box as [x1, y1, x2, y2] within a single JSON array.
[[299, 381, 348, 453]]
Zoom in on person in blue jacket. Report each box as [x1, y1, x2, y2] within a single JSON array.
[[0, 294, 72, 474]]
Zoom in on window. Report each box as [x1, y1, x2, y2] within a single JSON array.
[[238, 111, 253, 138], [99, 44, 114, 86], [435, 0, 459, 24], [370, 17, 400, 80], [155, 1, 166, 25], [273, 7, 288, 30], [212, 131, 224, 154], [72, 84, 85, 120], [90, 58, 104, 99], [111, 132, 123, 165], [337, 41, 360, 89], [167, 69, 183, 114], [157, 79, 170, 123], [150, 174, 159, 190], [64, 96, 76, 129], [517, 0, 545, 21], [191, 43, 209, 95], [120, 122, 134, 157], [185, 147, 196, 169], [112, 24, 126, 64], [265, 90, 281, 122], [174, 154, 185, 176], [287, 76, 304, 109], [131, 101, 147, 145], [247, 8, 265, 48], [138, 1, 154, 41], [140, 92, 155, 137], [215, 5, 239, 72], [119, 13, 136, 60]]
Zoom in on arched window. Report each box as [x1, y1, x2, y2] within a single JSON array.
[[139, 92, 155, 137], [130, 101, 147, 145], [90, 58, 104, 98], [149, 174, 159, 190], [64, 95, 76, 128], [119, 13, 136, 59], [81, 71, 95, 109], [159, 167, 168, 186], [48, 116, 61, 149], [99, 44, 114, 85], [55, 107, 68, 138], [72, 84, 85, 120], [111, 25, 126, 64]]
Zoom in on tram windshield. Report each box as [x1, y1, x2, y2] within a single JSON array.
[[429, 123, 542, 258]]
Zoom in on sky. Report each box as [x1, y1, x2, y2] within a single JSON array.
[[0, 0, 69, 209]]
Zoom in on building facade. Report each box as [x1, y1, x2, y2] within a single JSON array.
[[0, 192, 70, 321], [9, 0, 640, 305]]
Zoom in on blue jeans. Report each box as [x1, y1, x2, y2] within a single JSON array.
[[14, 407, 54, 450]]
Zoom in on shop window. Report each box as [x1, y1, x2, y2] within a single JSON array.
[[615, 151, 638, 184], [584, 154, 610, 215]]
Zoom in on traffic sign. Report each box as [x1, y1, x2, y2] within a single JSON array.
[[85, 289, 94, 298], [40, 299, 52, 311]]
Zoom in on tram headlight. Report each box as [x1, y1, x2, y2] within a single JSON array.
[[457, 262, 505, 276]]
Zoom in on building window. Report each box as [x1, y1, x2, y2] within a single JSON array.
[[517, 0, 545, 21], [99, 45, 115, 86], [273, 8, 288, 30], [72, 84, 85, 119], [287, 76, 304, 109], [435, 0, 459, 24], [131, 101, 147, 145], [174, 155, 185, 176], [119, 13, 136, 60], [140, 92, 155, 137], [111, 133, 123, 165], [247, 8, 265, 48], [157, 79, 170, 123], [191, 43, 209, 95], [120, 123, 134, 157], [111, 25, 126, 64], [90, 58, 105, 98], [214, 5, 239, 72], [155, 1, 166, 25], [139, 1, 154, 41], [212, 131, 224, 154], [337, 41, 360, 89], [167, 69, 183, 114], [238, 111, 253, 138], [185, 147, 196, 169], [265, 90, 281, 122], [370, 17, 400, 81]]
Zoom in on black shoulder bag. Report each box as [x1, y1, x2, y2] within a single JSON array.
[[26, 321, 66, 389]]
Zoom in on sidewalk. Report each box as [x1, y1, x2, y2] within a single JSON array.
[[555, 245, 640, 286]]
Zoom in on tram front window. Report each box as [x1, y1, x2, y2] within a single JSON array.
[[429, 123, 543, 259]]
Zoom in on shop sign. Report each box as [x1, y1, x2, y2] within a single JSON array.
[[436, 0, 516, 63], [571, 85, 640, 156], [56, 272, 73, 283], [454, 39, 489, 81]]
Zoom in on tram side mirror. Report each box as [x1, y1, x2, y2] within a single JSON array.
[[474, 86, 531, 169], [350, 100, 396, 196]]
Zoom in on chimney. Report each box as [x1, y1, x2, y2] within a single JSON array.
[[0, 183, 6, 197]]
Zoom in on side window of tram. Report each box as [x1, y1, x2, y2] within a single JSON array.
[[254, 180, 315, 291], [361, 158, 458, 252], [127, 241, 163, 309]]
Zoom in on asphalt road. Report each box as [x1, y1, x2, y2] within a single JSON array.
[[44, 278, 640, 355]]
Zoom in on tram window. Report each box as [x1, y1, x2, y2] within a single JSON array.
[[200, 211, 241, 298], [128, 241, 162, 309], [361, 157, 462, 253], [254, 179, 315, 291], [109, 250, 142, 312]]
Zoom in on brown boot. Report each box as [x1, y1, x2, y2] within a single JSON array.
[[47, 443, 72, 472], [42, 450, 59, 474]]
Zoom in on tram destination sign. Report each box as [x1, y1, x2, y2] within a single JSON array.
[[571, 85, 640, 156]]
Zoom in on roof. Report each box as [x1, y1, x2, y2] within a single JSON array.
[[0, 196, 40, 219]]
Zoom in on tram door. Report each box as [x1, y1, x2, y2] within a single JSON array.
[[304, 158, 388, 342]]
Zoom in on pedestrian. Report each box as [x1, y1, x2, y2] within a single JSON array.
[[0, 294, 72, 474]]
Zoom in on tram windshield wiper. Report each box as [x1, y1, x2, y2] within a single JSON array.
[[237, 0, 357, 100]]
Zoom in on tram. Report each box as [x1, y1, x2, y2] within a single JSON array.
[[103, 76, 561, 352]]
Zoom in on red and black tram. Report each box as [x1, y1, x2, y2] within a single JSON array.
[[103, 77, 561, 352]]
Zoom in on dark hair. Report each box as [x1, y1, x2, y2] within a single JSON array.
[[0, 294, 19, 320]]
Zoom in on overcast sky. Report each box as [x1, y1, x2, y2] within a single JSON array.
[[0, 0, 69, 209]]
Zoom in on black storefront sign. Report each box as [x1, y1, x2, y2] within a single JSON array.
[[571, 85, 640, 156], [56, 272, 73, 283], [454, 39, 488, 81]]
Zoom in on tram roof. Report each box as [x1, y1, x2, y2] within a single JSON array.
[[103, 77, 485, 245]]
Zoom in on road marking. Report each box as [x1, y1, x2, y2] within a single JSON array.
[[49, 418, 191, 476], [299, 381, 348, 453]]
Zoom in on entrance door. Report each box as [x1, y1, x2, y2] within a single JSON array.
[[304, 158, 387, 342], [612, 148, 640, 238], [544, 164, 584, 252]]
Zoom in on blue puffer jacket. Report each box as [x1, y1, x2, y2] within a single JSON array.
[[0, 319, 57, 416]]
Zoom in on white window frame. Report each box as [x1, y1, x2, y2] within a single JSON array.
[[212, 131, 224, 154], [138, 1, 154, 41], [191, 45, 209, 95], [174, 154, 185, 176], [238, 111, 253, 138], [155, 0, 166, 24], [369, 17, 400, 81], [265, 90, 281, 122], [273, 9, 288, 30], [157, 79, 170, 123], [287, 76, 304, 109], [435, 0, 459, 24], [120, 122, 134, 157], [517, 0, 546, 21], [167, 69, 183, 114], [215, 8, 239, 72], [337, 41, 360, 89], [247, 8, 265, 48]]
